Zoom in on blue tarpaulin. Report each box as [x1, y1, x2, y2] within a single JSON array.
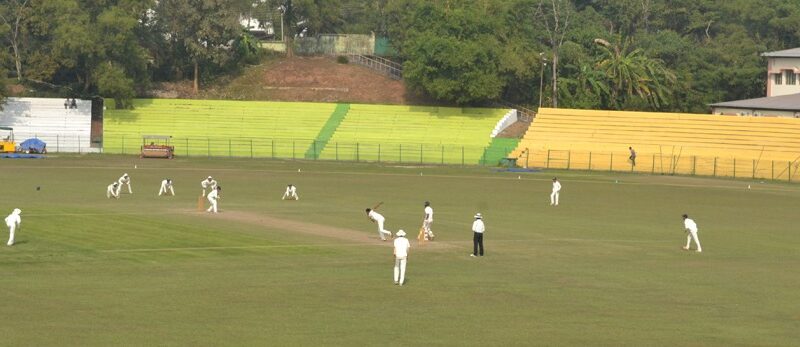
[[19, 138, 47, 153]]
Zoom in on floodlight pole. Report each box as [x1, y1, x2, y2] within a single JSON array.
[[538, 53, 548, 109]]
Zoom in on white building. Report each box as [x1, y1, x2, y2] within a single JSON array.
[[710, 47, 800, 117], [763, 48, 800, 97]]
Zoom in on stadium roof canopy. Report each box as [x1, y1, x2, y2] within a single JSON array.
[[709, 93, 800, 112]]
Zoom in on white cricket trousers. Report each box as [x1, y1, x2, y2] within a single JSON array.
[[550, 191, 560, 205], [159, 186, 174, 196], [685, 231, 702, 251], [376, 219, 391, 240], [283, 192, 298, 200], [7, 224, 15, 246], [394, 257, 407, 285], [207, 197, 218, 213], [423, 220, 434, 239]]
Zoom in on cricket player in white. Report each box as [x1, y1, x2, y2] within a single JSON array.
[[107, 182, 120, 199], [423, 201, 434, 240], [159, 179, 175, 196], [366, 204, 393, 241], [393, 230, 410, 286], [282, 184, 299, 200], [117, 173, 132, 195], [201, 176, 217, 197], [682, 214, 702, 252], [5, 208, 21, 246], [206, 186, 221, 213], [550, 177, 561, 206]]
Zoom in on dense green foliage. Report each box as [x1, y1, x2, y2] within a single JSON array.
[[1, 0, 799, 110]]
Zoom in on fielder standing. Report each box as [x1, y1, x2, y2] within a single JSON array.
[[282, 184, 299, 200], [422, 201, 435, 240], [206, 186, 221, 213], [682, 214, 702, 253], [629, 146, 637, 167], [159, 179, 175, 196], [365, 203, 393, 241], [5, 208, 21, 246], [117, 173, 132, 195], [107, 182, 120, 199], [471, 213, 485, 257], [550, 177, 561, 206], [201, 176, 217, 197], [393, 230, 410, 286]]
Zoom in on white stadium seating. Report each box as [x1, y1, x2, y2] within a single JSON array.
[[0, 97, 94, 153]]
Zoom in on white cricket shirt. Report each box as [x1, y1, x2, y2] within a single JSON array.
[[368, 210, 384, 222], [684, 218, 698, 233], [394, 237, 410, 258], [424, 206, 433, 221], [208, 189, 219, 200], [5, 213, 20, 227], [552, 181, 561, 192], [472, 219, 485, 233]]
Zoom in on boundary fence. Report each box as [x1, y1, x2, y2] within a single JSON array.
[[101, 135, 513, 166], [516, 148, 800, 182]]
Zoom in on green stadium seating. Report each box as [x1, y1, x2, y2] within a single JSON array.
[[319, 104, 509, 164], [104, 99, 511, 164], [104, 99, 336, 157]]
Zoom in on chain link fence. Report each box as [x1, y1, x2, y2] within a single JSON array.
[[101, 135, 514, 166], [517, 149, 800, 182]]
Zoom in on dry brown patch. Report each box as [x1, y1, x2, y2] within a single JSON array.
[[177, 208, 455, 250]]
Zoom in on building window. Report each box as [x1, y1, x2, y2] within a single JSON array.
[[774, 73, 782, 85], [786, 70, 797, 85]]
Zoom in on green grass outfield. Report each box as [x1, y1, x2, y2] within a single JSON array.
[[0, 155, 798, 346]]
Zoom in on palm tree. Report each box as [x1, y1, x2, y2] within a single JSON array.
[[593, 38, 676, 110]]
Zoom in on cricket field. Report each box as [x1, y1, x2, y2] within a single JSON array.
[[0, 155, 798, 346]]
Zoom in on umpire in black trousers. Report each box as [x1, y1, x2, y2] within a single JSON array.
[[471, 213, 485, 257]]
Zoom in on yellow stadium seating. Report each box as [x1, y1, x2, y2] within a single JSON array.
[[511, 108, 800, 180]]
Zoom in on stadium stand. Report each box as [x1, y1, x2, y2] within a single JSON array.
[[104, 99, 515, 164], [511, 108, 800, 180], [318, 104, 512, 164], [0, 97, 93, 153], [103, 99, 337, 157]]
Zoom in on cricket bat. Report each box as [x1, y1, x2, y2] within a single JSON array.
[[417, 226, 426, 245], [197, 195, 205, 211], [373, 201, 384, 210]]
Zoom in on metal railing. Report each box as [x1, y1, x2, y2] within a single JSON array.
[[516, 148, 800, 182], [345, 54, 403, 80], [102, 135, 513, 166]]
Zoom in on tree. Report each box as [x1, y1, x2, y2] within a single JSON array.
[[95, 62, 135, 109], [399, 1, 511, 104], [0, 0, 30, 81], [593, 37, 676, 109], [536, 0, 574, 108], [155, 0, 249, 94]]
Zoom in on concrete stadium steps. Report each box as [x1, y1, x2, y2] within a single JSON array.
[[319, 104, 509, 164], [511, 108, 800, 180], [0, 97, 93, 152], [104, 99, 336, 156]]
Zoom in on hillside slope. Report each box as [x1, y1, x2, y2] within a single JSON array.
[[153, 56, 411, 105]]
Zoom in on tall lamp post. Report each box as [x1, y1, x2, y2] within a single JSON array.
[[538, 53, 549, 109]]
